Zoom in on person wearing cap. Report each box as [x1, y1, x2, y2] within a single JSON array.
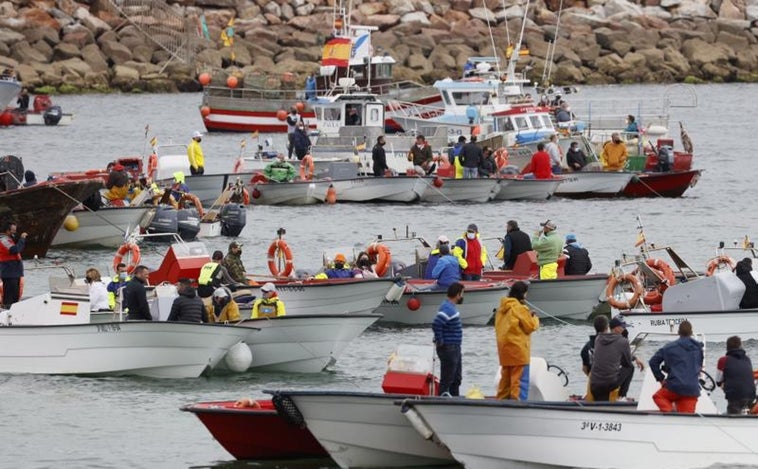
[[263, 153, 296, 183], [315, 253, 356, 279], [600, 132, 628, 171], [432, 282, 465, 396], [206, 287, 240, 323], [251, 282, 287, 318], [424, 235, 466, 280], [582, 315, 643, 401], [588, 315, 637, 402], [453, 223, 488, 281], [716, 335, 756, 414], [495, 281, 539, 400], [532, 220, 562, 280], [169, 171, 190, 202], [223, 241, 247, 284], [563, 233, 592, 275], [167, 278, 206, 323], [430, 244, 462, 289], [198, 250, 237, 298], [649, 320, 704, 413], [104, 162, 129, 202], [187, 130, 205, 175], [499, 220, 531, 270]]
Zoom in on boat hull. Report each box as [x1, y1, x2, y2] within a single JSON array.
[[248, 180, 332, 205], [233, 314, 381, 373], [622, 308, 758, 342], [52, 206, 151, 248], [494, 178, 562, 200], [553, 171, 633, 198], [420, 177, 499, 203], [373, 280, 506, 325], [181, 400, 328, 460], [621, 169, 701, 198], [324, 177, 427, 203], [273, 391, 454, 468], [402, 399, 758, 469], [0, 79, 21, 109]]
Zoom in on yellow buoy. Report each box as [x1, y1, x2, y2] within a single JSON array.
[[63, 214, 79, 231]]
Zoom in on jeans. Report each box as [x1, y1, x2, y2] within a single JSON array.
[[436, 344, 462, 396], [463, 167, 478, 179], [462, 273, 481, 281], [2, 277, 20, 307], [618, 366, 635, 398]]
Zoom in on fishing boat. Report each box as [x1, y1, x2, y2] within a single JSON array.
[[0, 75, 21, 110], [0, 94, 73, 126], [494, 176, 562, 200], [418, 177, 500, 203], [320, 176, 428, 203], [247, 178, 333, 205], [52, 205, 152, 249]]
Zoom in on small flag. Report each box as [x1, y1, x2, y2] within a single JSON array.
[[240, 139, 246, 149], [634, 232, 646, 248], [150, 136, 158, 147], [505, 45, 529, 59], [60, 301, 78, 316], [743, 235, 751, 249], [220, 17, 235, 48], [355, 142, 366, 151], [251, 130, 259, 139], [322, 37, 351, 67]]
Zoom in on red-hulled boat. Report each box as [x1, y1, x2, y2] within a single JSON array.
[[621, 169, 702, 197], [181, 399, 328, 460]]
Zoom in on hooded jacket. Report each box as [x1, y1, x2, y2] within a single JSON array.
[[167, 287, 206, 323], [650, 336, 704, 397], [717, 348, 757, 402], [589, 332, 633, 389], [207, 297, 241, 323], [495, 297, 540, 366], [564, 242, 592, 275]]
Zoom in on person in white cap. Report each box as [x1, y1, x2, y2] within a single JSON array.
[[424, 235, 467, 279], [532, 219, 562, 279], [251, 282, 287, 318], [206, 287, 240, 323], [187, 130, 205, 175]]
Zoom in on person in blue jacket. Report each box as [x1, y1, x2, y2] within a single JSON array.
[[430, 244, 462, 290], [649, 320, 704, 414], [432, 282, 465, 396], [316, 253, 355, 279]]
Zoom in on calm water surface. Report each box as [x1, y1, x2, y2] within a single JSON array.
[[0, 84, 756, 468]]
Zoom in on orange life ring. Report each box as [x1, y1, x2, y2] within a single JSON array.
[[635, 258, 676, 305], [232, 157, 244, 174], [706, 255, 736, 276], [267, 239, 294, 277], [181, 193, 204, 217], [366, 242, 391, 277], [113, 242, 141, 274], [494, 147, 509, 170], [241, 188, 250, 205], [147, 153, 158, 180], [605, 273, 643, 310], [299, 154, 315, 181]]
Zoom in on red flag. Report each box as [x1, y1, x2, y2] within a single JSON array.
[[322, 37, 351, 67]]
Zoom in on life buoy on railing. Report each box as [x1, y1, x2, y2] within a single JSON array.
[[299, 154, 314, 181], [113, 242, 141, 274], [181, 193, 204, 217], [634, 258, 676, 305], [147, 153, 158, 180], [605, 273, 643, 310], [367, 242, 391, 277], [267, 239, 294, 277], [706, 255, 736, 276]]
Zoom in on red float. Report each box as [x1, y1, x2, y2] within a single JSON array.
[[226, 75, 239, 89], [200, 106, 211, 117], [0, 111, 12, 127], [276, 109, 287, 121], [433, 177, 444, 188], [198, 72, 211, 86], [295, 101, 305, 113], [407, 297, 421, 311]]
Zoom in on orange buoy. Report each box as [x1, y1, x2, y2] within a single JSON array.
[[276, 109, 288, 121], [407, 297, 421, 311], [226, 75, 239, 89], [295, 101, 305, 113], [200, 106, 211, 117], [433, 177, 444, 188], [326, 184, 337, 204], [0, 111, 11, 127], [198, 72, 211, 86]]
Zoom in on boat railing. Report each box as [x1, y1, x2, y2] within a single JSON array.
[[385, 99, 446, 120], [566, 96, 673, 135]]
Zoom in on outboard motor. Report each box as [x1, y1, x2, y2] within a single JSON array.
[[147, 205, 178, 235], [219, 203, 247, 237], [43, 105, 63, 126], [656, 145, 672, 172], [177, 207, 200, 240], [0, 155, 24, 191]]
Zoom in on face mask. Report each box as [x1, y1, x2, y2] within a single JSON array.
[[335, 262, 344, 269], [467, 232, 476, 240], [417, 143, 424, 149], [119, 272, 127, 280]]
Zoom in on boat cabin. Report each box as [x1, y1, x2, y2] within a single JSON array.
[[489, 105, 557, 147], [312, 84, 385, 138]]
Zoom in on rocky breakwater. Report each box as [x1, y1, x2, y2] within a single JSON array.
[[1, 0, 758, 94]]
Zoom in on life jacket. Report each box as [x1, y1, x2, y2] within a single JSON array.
[[253, 297, 281, 319], [198, 262, 219, 286], [0, 235, 21, 262]]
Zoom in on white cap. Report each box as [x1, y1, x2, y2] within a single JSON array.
[[437, 235, 450, 243], [192, 130, 203, 139], [261, 282, 276, 293], [213, 287, 229, 299]]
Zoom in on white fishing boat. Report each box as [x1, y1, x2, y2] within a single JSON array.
[[322, 176, 428, 203], [521, 274, 608, 320], [419, 177, 499, 203], [51, 206, 152, 248], [493, 177, 562, 200], [0, 75, 21, 109], [0, 292, 249, 379], [553, 170, 634, 197], [229, 314, 381, 373], [373, 279, 506, 326], [247, 179, 333, 205]]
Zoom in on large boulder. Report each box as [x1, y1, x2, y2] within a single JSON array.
[[11, 41, 48, 64], [15, 63, 42, 87], [81, 43, 108, 73], [53, 58, 93, 78], [100, 39, 133, 65], [681, 37, 730, 66], [401, 12, 431, 25], [22, 8, 61, 32], [52, 42, 81, 61], [32, 40, 53, 63], [110, 64, 140, 90]]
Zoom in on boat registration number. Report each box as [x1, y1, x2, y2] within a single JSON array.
[[580, 421, 622, 432], [97, 324, 121, 333], [276, 285, 305, 292]]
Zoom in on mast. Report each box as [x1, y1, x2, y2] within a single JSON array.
[[504, 0, 530, 81]]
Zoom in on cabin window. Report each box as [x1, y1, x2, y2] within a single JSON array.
[[369, 107, 380, 122], [375, 64, 392, 78], [541, 115, 553, 128], [352, 65, 365, 79], [502, 118, 515, 131], [451, 92, 488, 106], [441, 90, 453, 106], [529, 116, 542, 129], [323, 107, 342, 122], [514, 116, 528, 130]]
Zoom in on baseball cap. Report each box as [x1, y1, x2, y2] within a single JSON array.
[[438, 235, 450, 244], [565, 233, 577, 243], [334, 253, 347, 263], [540, 220, 557, 230], [192, 130, 203, 139], [261, 282, 276, 293], [213, 287, 229, 299], [467, 223, 478, 232], [229, 241, 242, 249], [609, 315, 629, 329]]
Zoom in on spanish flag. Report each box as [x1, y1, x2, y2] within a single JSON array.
[[634, 231, 646, 248], [60, 301, 78, 316], [322, 37, 351, 67]]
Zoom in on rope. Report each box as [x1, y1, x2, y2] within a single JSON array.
[[631, 174, 665, 198], [694, 412, 757, 455], [524, 298, 575, 327], [413, 174, 456, 204]]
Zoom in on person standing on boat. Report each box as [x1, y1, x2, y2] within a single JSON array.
[[123, 265, 152, 320], [107, 263, 130, 310], [187, 131, 205, 175], [624, 115, 640, 136], [104, 163, 129, 203], [263, 153, 296, 182], [495, 281, 540, 400], [734, 258, 758, 308], [206, 287, 240, 323], [167, 278, 206, 323], [430, 244, 463, 289], [565, 141, 587, 172], [251, 282, 286, 318], [372, 135, 389, 177], [408, 135, 435, 175], [286, 107, 300, 159], [649, 320, 704, 414], [198, 250, 237, 298], [432, 282, 465, 397], [584, 315, 643, 401], [291, 122, 311, 161], [588, 315, 636, 401], [449, 136, 466, 179], [85, 268, 111, 312], [524, 143, 553, 179], [531, 220, 562, 280], [223, 241, 247, 284], [563, 233, 592, 275], [716, 336, 756, 414], [600, 132, 628, 171], [545, 134, 563, 174], [555, 102, 571, 123], [0, 220, 26, 308], [499, 220, 532, 271], [459, 135, 483, 179], [453, 223, 488, 281], [16, 88, 29, 111], [305, 73, 317, 101], [478, 146, 497, 178]]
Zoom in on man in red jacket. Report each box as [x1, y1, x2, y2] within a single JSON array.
[[525, 142, 553, 179], [0, 220, 26, 308]]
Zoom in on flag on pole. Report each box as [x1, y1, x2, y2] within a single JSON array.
[[150, 136, 158, 147], [743, 235, 751, 249], [634, 231, 646, 247], [251, 130, 259, 139], [240, 139, 246, 149], [322, 37, 351, 67], [505, 44, 530, 59]]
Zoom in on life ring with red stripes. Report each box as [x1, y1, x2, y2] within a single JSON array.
[[605, 273, 643, 310], [634, 258, 676, 305], [267, 239, 294, 277], [113, 242, 141, 274], [181, 193, 204, 217], [706, 256, 736, 276], [494, 147, 509, 170], [366, 242, 391, 277]]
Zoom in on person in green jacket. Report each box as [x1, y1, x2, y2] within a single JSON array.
[[263, 154, 296, 182], [531, 219, 563, 279]]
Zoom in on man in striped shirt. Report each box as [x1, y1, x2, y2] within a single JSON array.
[[432, 282, 465, 396]]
